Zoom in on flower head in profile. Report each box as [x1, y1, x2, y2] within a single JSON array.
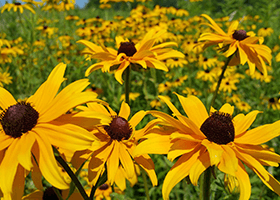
[[0, 63, 102, 200], [1, 2, 35, 14], [77, 28, 185, 84], [69, 101, 157, 191], [198, 14, 272, 77], [134, 94, 280, 200]]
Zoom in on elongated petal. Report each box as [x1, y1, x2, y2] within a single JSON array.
[[158, 95, 181, 116], [235, 120, 280, 144], [119, 143, 135, 179], [28, 63, 66, 113], [201, 14, 227, 35], [129, 110, 146, 131], [235, 160, 251, 200], [175, 94, 208, 128], [168, 140, 199, 161], [0, 139, 21, 195], [107, 141, 120, 184], [114, 60, 130, 84], [162, 146, 201, 200], [134, 154, 158, 186], [10, 165, 25, 200], [32, 134, 69, 189], [17, 132, 36, 171], [218, 145, 238, 176], [0, 133, 14, 151], [219, 103, 234, 115], [145, 58, 168, 71], [0, 87, 17, 110], [189, 148, 210, 186]]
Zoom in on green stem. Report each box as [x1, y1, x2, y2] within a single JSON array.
[[199, 167, 212, 200], [141, 168, 150, 200], [89, 171, 107, 199], [210, 55, 234, 109], [52, 147, 90, 200], [124, 65, 131, 105]]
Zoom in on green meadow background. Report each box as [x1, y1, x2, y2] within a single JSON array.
[[1, 0, 280, 199]]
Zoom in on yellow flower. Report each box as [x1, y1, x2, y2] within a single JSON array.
[[94, 183, 113, 200], [198, 14, 272, 77], [0, 63, 102, 199], [0, 70, 12, 86], [77, 28, 185, 84], [120, 92, 140, 101], [1, 2, 35, 14], [69, 101, 157, 191], [134, 94, 280, 200], [257, 27, 274, 37]]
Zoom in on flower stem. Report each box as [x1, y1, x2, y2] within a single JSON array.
[[199, 167, 212, 200], [141, 168, 150, 200], [89, 171, 107, 199], [52, 146, 90, 200], [210, 54, 234, 109], [124, 65, 131, 105]]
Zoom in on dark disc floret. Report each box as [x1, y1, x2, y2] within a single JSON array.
[[117, 42, 137, 57], [99, 183, 109, 190], [104, 116, 132, 141], [43, 187, 61, 200], [200, 111, 234, 145], [0, 101, 39, 138], [232, 30, 249, 41]]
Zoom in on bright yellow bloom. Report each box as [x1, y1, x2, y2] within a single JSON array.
[[77, 28, 185, 84], [69, 101, 157, 191], [1, 2, 35, 14], [198, 14, 272, 77], [0, 63, 102, 200], [134, 94, 280, 200]]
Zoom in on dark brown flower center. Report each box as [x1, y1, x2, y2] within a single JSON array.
[[0, 101, 39, 138], [99, 183, 109, 190], [14, 2, 21, 5], [117, 42, 137, 57], [232, 30, 248, 41], [43, 187, 61, 200], [104, 116, 132, 141], [200, 111, 234, 144]]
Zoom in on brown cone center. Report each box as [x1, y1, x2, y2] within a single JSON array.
[[232, 30, 248, 41], [0, 101, 39, 138], [117, 42, 137, 57], [104, 116, 132, 141], [200, 111, 234, 144]]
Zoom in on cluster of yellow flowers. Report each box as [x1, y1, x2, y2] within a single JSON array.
[[1, 0, 280, 200]]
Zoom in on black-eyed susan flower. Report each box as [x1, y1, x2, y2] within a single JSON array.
[[257, 27, 274, 37], [0, 63, 103, 200], [94, 183, 113, 200], [1, 2, 35, 14], [134, 94, 280, 200], [77, 28, 185, 84], [70, 101, 157, 191], [198, 14, 272, 77]]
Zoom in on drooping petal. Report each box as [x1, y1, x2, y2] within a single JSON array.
[[114, 60, 130, 84], [235, 160, 251, 200], [201, 139, 224, 166], [162, 146, 201, 200], [218, 145, 238, 176], [119, 143, 135, 179], [32, 134, 69, 189], [134, 154, 158, 186], [107, 141, 120, 184], [17, 132, 36, 171], [129, 110, 146, 131]]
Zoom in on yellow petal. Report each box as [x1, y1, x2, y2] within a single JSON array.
[[162, 147, 201, 200], [234, 110, 261, 137], [201, 139, 223, 166], [129, 110, 146, 132], [175, 94, 208, 129], [114, 60, 130, 84], [134, 154, 158, 186], [219, 103, 234, 115], [218, 145, 238, 176], [235, 160, 251, 200], [28, 63, 66, 113], [32, 134, 69, 189], [119, 143, 135, 179], [168, 140, 198, 161], [107, 141, 120, 184], [119, 101, 130, 119], [17, 132, 35, 171], [0, 87, 17, 110], [189, 149, 210, 186]]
